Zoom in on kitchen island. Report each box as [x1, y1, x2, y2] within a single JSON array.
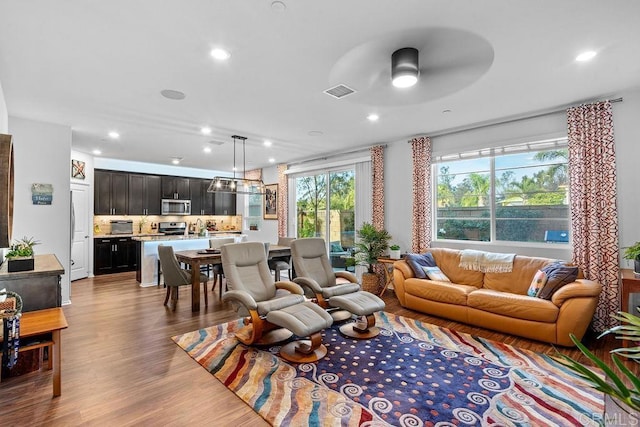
[[134, 234, 245, 286]]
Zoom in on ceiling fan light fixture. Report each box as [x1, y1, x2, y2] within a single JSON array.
[[391, 47, 419, 88]]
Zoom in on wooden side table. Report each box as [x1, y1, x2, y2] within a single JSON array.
[[621, 269, 640, 314], [377, 257, 401, 297], [0, 307, 68, 396]]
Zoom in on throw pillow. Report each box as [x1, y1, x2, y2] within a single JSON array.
[[405, 252, 437, 278], [527, 269, 548, 297], [422, 266, 451, 282], [330, 242, 343, 253], [537, 263, 579, 300]]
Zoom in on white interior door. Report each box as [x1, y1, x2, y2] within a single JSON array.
[[71, 183, 90, 281]]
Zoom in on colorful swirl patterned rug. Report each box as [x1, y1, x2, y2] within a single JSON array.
[[172, 312, 604, 426]]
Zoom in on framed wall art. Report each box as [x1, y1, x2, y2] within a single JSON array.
[[71, 159, 86, 179], [263, 184, 278, 220]]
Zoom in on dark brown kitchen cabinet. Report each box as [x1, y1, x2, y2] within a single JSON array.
[[95, 170, 128, 215], [190, 178, 215, 215], [161, 176, 190, 200], [94, 237, 137, 275], [214, 191, 236, 215], [128, 173, 161, 215]]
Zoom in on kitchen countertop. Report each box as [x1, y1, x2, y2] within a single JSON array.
[[95, 230, 242, 239], [132, 233, 243, 242]]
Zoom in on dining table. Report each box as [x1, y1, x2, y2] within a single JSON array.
[[174, 244, 291, 312]]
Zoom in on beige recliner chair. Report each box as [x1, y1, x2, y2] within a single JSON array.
[[221, 242, 333, 363], [290, 237, 386, 339]]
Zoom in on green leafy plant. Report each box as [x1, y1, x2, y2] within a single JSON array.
[[354, 222, 391, 273], [555, 310, 640, 414], [6, 236, 40, 258], [390, 244, 400, 251], [623, 242, 640, 261]]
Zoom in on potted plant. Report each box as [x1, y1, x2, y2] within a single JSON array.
[[623, 241, 640, 274], [354, 222, 391, 293], [389, 244, 401, 260], [6, 236, 40, 272], [556, 310, 640, 416]]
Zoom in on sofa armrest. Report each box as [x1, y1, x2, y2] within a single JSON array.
[[551, 279, 602, 306], [392, 260, 414, 307], [393, 260, 414, 279]]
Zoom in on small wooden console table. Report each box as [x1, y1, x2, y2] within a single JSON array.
[[0, 307, 68, 396], [377, 257, 401, 297]]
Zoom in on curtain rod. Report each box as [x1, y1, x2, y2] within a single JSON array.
[[287, 143, 387, 167], [409, 97, 623, 140]]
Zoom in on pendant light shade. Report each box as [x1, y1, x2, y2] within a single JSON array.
[[391, 47, 419, 88], [208, 135, 265, 195]]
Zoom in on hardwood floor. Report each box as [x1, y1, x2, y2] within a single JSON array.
[[0, 272, 625, 426]]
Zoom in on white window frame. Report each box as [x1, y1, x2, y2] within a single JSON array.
[[432, 137, 570, 248]]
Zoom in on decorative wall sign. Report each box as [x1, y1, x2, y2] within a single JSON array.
[[31, 183, 53, 205], [264, 184, 278, 220], [71, 159, 86, 179]]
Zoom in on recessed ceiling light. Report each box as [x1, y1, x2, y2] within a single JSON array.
[[367, 114, 379, 122], [210, 48, 231, 61], [203, 146, 212, 153], [576, 51, 597, 62], [201, 126, 212, 135], [93, 149, 102, 155], [171, 157, 182, 165], [108, 131, 120, 139], [268, 158, 275, 163], [263, 140, 272, 147], [160, 89, 186, 100]]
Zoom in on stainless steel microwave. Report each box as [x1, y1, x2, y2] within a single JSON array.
[[161, 199, 191, 215]]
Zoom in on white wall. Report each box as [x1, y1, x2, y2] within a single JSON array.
[[613, 88, 640, 269], [9, 117, 72, 304], [0, 80, 7, 133], [385, 91, 639, 264]]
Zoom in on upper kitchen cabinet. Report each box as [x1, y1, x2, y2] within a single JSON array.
[[190, 178, 215, 215], [161, 176, 190, 200], [95, 170, 128, 215], [214, 191, 236, 215], [128, 173, 161, 215]]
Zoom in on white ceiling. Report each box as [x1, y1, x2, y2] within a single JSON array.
[[1, 1, 639, 174]]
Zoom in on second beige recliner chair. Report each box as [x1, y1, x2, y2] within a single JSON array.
[[290, 237, 386, 338]]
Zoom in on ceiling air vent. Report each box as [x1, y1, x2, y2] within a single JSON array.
[[323, 84, 356, 99]]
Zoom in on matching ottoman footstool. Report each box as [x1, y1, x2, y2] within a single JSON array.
[[329, 291, 386, 339], [266, 302, 333, 363]]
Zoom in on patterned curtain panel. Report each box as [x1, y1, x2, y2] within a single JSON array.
[[277, 164, 288, 237], [411, 136, 432, 253], [567, 100, 619, 332], [244, 168, 262, 181], [370, 145, 385, 230]]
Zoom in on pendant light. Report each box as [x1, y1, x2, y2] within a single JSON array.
[[208, 135, 265, 195]]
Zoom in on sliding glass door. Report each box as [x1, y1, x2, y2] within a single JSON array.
[[295, 169, 355, 267]]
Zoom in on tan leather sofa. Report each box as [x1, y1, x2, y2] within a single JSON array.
[[393, 248, 602, 346]]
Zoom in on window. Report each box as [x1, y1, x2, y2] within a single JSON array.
[[434, 139, 569, 244], [294, 169, 355, 266], [244, 185, 262, 230]]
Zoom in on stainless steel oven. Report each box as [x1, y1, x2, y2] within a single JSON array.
[[161, 199, 191, 215]]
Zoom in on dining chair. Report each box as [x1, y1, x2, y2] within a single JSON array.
[[209, 237, 236, 298], [290, 237, 385, 338], [221, 241, 333, 362], [268, 236, 295, 281], [157, 244, 208, 310]]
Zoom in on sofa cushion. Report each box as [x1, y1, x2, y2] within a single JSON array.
[[405, 253, 436, 278], [483, 255, 555, 295], [429, 248, 484, 287], [468, 289, 559, 323], [404, 278, 475, 306], [527, 269, 548, 297], [537, 263, 579, 300], [422, 266, 450, 282]]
